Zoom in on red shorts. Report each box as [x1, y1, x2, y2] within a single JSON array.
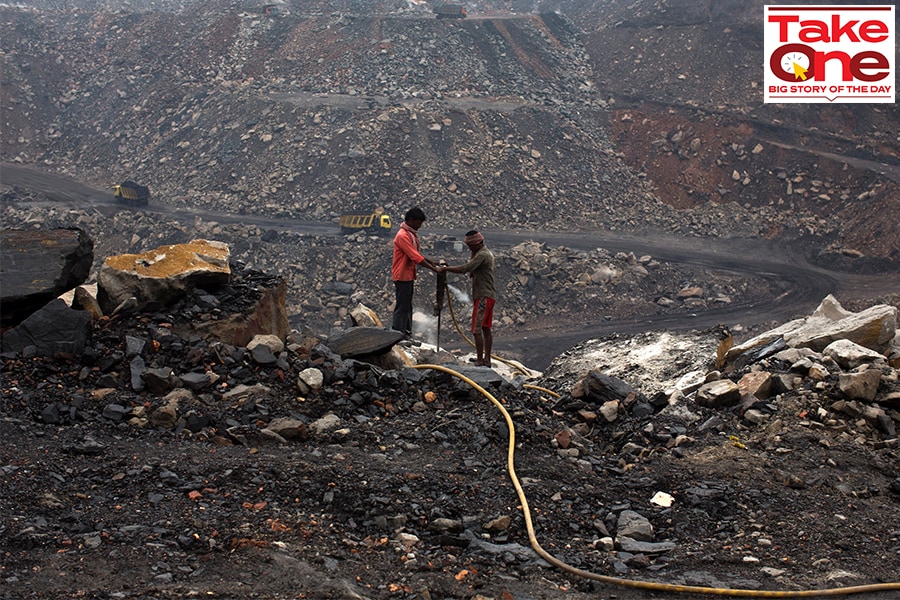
[[470, 297, 495, 332]]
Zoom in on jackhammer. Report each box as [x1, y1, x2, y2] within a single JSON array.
[[434, 264, 447, 350]]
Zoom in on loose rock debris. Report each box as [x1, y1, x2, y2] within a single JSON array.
[[1, 257, 899, 599], [1, 1, 899, 597]]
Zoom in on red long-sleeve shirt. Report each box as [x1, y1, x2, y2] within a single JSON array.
[[392, 222, 424, 281]]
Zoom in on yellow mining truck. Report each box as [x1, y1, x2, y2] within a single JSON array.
[[339, 208, 392, 235], [435, 4, 467, 19], [113, 181, 150, 207]]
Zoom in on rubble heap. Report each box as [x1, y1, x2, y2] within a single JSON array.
[[1, 235, 898, 599]]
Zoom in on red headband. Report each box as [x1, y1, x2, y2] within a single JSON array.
[[464, 232, 484, 245]]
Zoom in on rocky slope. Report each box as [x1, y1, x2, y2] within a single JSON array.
[[1, 240, 899, 599], [2, 0, 898, 264], [2, 2, 900, 597]]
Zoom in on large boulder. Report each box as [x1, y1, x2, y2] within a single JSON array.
[[1, 298, 92, 356], [726, 295, 897, 365], [326, 327, 405, 358], [0, 228, 93, 327], [97, 239, 231, 314]]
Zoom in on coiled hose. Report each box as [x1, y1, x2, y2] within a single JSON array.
[[404, 284, 900, 597]]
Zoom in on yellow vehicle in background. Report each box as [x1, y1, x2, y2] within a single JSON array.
[[113, 181, 150, 207], [435, 4, 467, 19], [339, 208, 392, 235]]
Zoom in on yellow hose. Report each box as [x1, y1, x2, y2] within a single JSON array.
[[411, 363, 900, 597], [441, 281, 533, 376], [522, 383, 560, 397]]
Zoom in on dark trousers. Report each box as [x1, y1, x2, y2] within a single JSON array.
[[391, 280, 414, 335]]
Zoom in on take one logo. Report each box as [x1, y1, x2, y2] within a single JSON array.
[[764, 5, 895, 103]]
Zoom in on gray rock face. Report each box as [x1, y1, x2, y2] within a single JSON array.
[[824, 339, 889, 369], [0, 298, 92, 356], [572, 369, 648, 404], [616, 509, 654, 542], [787, 303, 896, 354], [0, 228, 93, 326], [544, 330, 720, 399], [325, 327, 405, 358]]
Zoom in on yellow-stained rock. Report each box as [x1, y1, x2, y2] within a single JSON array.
[[97, 240, 231, 314], [103, 239, 229, 277]]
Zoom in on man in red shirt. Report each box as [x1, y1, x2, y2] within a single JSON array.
[[391, 207, 439, 337]]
